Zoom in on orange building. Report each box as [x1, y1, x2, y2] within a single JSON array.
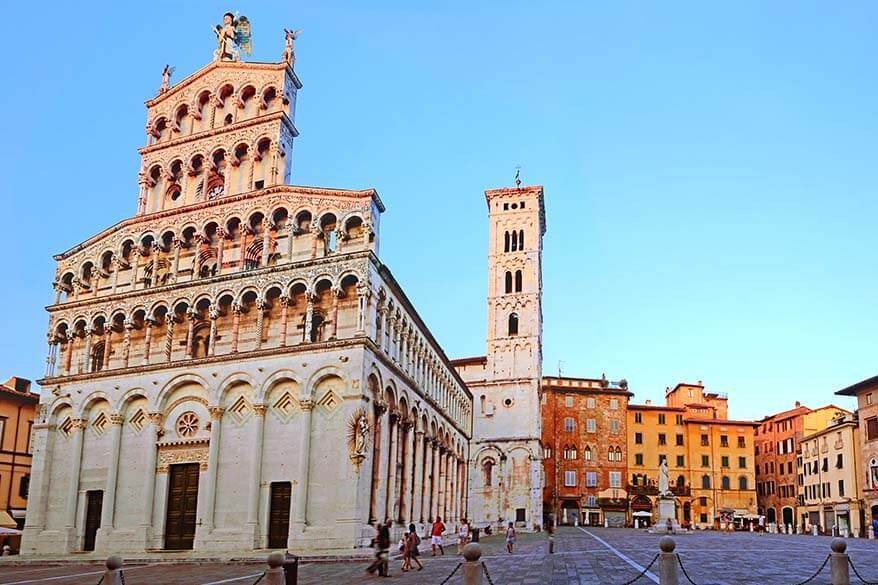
[[754, 403, 849, 531], [541, 376, 631, 526], [627, 382, 758, 529], [0, 376, 39, 534]]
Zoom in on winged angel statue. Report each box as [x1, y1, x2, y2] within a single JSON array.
[[213, 12, 252, 62]]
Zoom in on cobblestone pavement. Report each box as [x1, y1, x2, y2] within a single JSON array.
[[2, 527, 877, 584]]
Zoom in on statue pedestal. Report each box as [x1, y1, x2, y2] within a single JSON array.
[[648, 496, 683, 534]]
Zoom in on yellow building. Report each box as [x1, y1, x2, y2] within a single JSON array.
[[627, 383, 757, 529], [0, 376, 39, 537], [799, 413, 865, 536]]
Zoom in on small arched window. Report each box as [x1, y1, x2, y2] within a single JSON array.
[[511, 230, 518, 252], [702, 474, 711, 489], [514, 270, 522, 292], [676, 475, 686, 488], [519, 229, 525, 249], [738, 476, 748, 490], [584, 445, 592, 461], [480, 395, 486, 413], [505, 271, 512, 294], [91, 341, 105, 373], [504, 231, 510, 253], [721, 476, 731, 490], [507, 313, 519, 336]]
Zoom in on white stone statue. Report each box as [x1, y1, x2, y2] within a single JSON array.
[[658, 459, 671, 497]]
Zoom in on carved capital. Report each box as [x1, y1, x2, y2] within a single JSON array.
[[300, 399, 315, 412], [109, 414, 125, 426], [71, 418, 88, 430], [373, 400, 388, 415], [209, 308, 221, 320], [279, 294, 290, 307], [253, 404, 268, 417], [208, 406, 225, 420], [148, 412, 164, 427]]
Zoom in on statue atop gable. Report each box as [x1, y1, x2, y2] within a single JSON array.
[[213, 12, 252, 62]]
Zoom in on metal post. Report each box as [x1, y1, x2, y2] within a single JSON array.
[[659, 537, 679, 585], [102, 556, 125, 585], [462, 542, 483, 585], [829, 539, 849, 585], [283, 554, 298, 585]]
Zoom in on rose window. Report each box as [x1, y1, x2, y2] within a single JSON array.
[[176, 412, 199, 438]]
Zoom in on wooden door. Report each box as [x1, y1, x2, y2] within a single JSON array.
[[83, 490, 103, 551], [268, 482, 292, 549], [165, 463, 200, 550]]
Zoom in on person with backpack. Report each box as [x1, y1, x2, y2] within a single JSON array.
[[401, 523, 424, 572]]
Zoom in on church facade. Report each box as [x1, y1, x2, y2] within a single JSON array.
[[23, 34, 476, 554]]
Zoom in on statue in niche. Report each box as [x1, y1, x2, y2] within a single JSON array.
[[347, 408, 370, 467], [213, 12, 251, 62]]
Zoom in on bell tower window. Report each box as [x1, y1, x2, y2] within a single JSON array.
[[508, 312, 519, 336]]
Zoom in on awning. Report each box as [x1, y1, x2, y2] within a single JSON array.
[[0, 527, 22, 536], [9, 509, 26, 519], [632, 511, 652, 517], [0, 510, 16, 528]]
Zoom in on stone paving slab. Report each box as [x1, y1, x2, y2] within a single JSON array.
[[2, 527, 877, 584]]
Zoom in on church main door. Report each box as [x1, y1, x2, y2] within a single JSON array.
[[165, 463, 200, 550], [268, 481, 292, 548], [83, 490, 103, 551]]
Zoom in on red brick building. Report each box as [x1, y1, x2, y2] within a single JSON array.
[[541, 376, 631, 526]]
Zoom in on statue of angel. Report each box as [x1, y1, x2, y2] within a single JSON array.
[[213, 12, 252, 62], [159, 65, 175, 94], [355, 415, 369, 455], [282, 28, 302, 66]]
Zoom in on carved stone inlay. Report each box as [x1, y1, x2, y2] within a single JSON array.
[[156, 442, 210, 473]]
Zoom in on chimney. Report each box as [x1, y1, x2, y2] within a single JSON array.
[[795, 401, 801, 408], [645, 400, 652, 405]]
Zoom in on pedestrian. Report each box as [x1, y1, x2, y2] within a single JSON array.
[[505, 522, 516, 554], [365, 519, 392, 577], [665, 518, 673, 534], [431, 516, 446, 556], [457, 518, 470, 554], [402, 523, 424, 572]]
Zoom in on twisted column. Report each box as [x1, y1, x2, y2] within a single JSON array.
[[279, 295, 290, 347], [142, 318, 154, 365], [208, 308, 220, 356], [231, 303, 242, 353], [255, 300, 267, 350]]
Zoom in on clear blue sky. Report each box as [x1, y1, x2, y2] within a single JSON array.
[[1, 2, 875, 420]]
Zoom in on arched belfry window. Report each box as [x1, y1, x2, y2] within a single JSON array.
[[515, 270, 522, 292], [91, 341, 105, 373], [505, 271, 512, 294], [519, 229, 525, 249], [511, 230, 518, 252], [504, 231, 510, 253], [507, 312, 519, 336], [483, 459, 494, 487]]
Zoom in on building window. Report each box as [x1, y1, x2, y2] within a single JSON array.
[[675, 433, 684, 446], [610, 420, 620, 434], [635, 453, 644, 466], [514, 270, 522, 292], [738, 456, 746, 469], [720, 435, 729, 448], [701, 455, 709, 468], [586, 419, 596, 433], [701, 434, 709, 446], [609, 399, 619, 410], [867, 417, 878, 441], [505, 271, 513, 294], [870, 459, 878, 489], [676, 455, 685, 468], [635, 412, 642, 424], [658, 414, 666, 425], [721, 456, 729, 468], [19, 474, 30, 499], [565, 395, 574, 408], [675, 414, 684, 425], [0, 417, 5, 447], [702, 475, 711, 489], [635, 432, 643, 445], [609, 471, 622, 488], [868, 393, 874, 406], [586, 397, 596, 409], [738, 436, 746, 448], [564, 417, 574, 432], [838, 479, 845, 497], [586, 495, 597, 507], [564, 470, 576, 487], [483, 459, 494, 486], [586, 471, 598, 487], [507, 313, 519, 336], [543, 446, 552, 459], [721, 476, 730, 490], [565, 445, 578, 460], [836, 454, 844, 469], [584, 445, 593, 461], [658, 433, 667, 446]]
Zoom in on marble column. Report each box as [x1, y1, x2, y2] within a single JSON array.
[[185, 311, 197, 358], [142, 413, 162, 529], [400, 420, 413, 522], [247, 405, 267, 543], [215, 229, 225, 276], [355, 285, 370, 336], [329, 287, 341, 339], [171, 239, 183, 283], [303, 295, 315, 343], [384, 412, 399, 522], [255, 300, 266, 350], [121, 321, 134, 368], [430, 441, 441, 521], [63, 333, 74, 375], [100, 414, 125, 529], [142, 318, 154, 366], [448, 453, 457, 523], [260, 220, 272, 267], [202, 406, 224, 530], [368, 401, 387, 523], [65, 419, 87, 530], [164, 316, 175, 362], [412, 429, 425, 523], [292, 398, 314, 532], [230, 303, 242, 352], [83, 328, 94, 374], [279, 295, 290, 347]]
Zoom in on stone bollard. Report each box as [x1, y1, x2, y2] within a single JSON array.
[[462, 542, 483, 585], [868, 525, 874, 540], [1, 545, 11, 556], [830, 539, 849, 585], [658, 536, 678, 585], [812, 525, 818, 537], [264, 551, 286, 585], [102, 556, 124, 585]]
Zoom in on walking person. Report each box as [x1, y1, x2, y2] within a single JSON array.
[[505, 522, 516, 554], [430, 516, 446, 556], [403, 523, 424, 571], [366, 519, 392, 577], [457, 518, 470, 554]]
